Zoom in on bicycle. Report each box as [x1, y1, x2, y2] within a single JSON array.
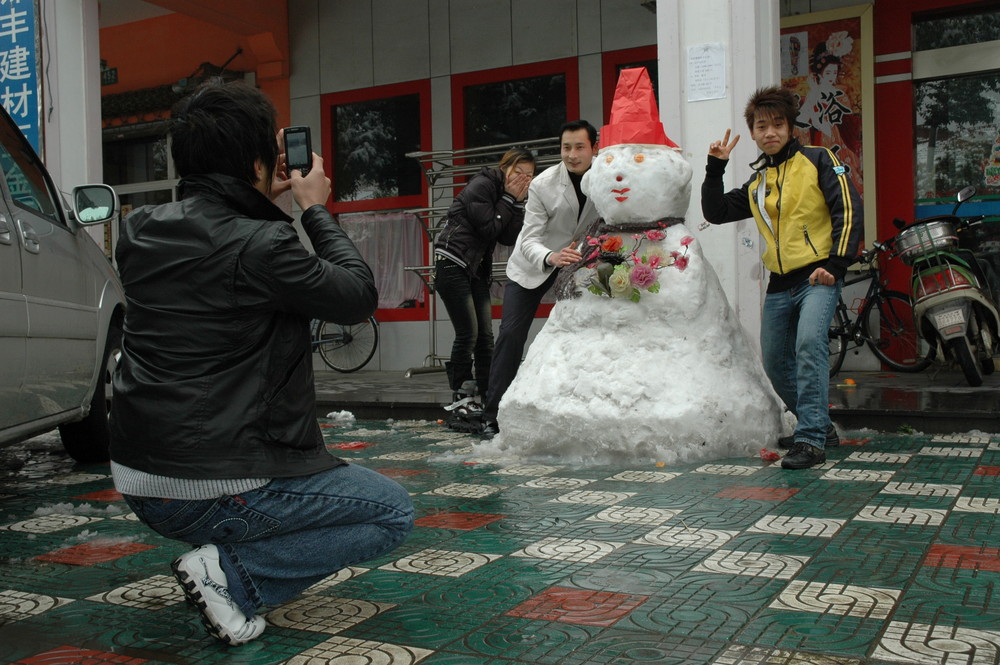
[[828, 243, 935, 376], [311, 315, 379, 372]]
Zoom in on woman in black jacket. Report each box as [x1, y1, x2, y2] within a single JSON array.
[[434, 147, 535, 429]]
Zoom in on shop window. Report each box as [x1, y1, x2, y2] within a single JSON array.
[[453, 59, 578, 155], [914, 6, 1000, 51], [914, 71, 1000, 201], [321, 81, 432, 319], [323, 81, 430, 214]]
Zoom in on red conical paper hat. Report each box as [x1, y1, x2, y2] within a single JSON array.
[[600, 67, 678, 149]]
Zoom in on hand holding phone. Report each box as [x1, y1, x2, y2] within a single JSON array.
[[283, 126, 312, 177]]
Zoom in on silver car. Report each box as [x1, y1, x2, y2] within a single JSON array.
[[0, 105, 123, 463]]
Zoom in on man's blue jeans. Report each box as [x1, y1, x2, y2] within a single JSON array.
[[123, 463, 414, 617], [760, 279, 842, 449]]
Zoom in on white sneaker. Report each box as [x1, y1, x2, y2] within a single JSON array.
[[171, 544, 266, 646]]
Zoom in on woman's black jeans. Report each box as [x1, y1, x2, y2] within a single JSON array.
[[434, 257, 494, 394]]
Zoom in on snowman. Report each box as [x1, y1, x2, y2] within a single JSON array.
[[477, 68, 785, 465]]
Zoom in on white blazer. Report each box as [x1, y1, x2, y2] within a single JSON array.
[[505, 161, 598, 289]]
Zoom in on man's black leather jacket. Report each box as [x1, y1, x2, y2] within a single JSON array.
[[110, 173, 377, 480]]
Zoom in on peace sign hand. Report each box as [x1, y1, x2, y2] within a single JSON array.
[[709, 129, 741, 161]]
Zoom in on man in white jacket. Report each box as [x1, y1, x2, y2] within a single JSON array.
[[481, 120, 599, 436]]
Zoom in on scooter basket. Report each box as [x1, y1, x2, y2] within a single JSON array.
[[896, 219, 958, 265]]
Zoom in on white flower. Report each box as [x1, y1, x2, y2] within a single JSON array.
[[826, 31, 853, 58], [608, 265, 632, 298]]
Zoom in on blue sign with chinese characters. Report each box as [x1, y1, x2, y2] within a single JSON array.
[[0, 0, 38, 152]]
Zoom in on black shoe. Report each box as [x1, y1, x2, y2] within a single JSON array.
[[781, 443, 827, 470], [777, 424, 839, 450], [446, 410, 484, 434], [480, 420, 498, 439]]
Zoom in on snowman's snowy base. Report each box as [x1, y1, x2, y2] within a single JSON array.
[[475, 224, 786, 466]]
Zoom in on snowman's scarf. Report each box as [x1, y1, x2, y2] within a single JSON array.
[[554, 216, 684, 300]]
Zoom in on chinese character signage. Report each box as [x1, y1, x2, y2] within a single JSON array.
[[781, 16, 864, 199], [0, 0, 38, 152]]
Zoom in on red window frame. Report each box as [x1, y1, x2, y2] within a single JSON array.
[[320, 80, 433, 322], [321, 79, 432, 215]]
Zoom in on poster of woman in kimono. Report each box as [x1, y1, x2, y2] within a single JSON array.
[[781, 17, 864, 198]]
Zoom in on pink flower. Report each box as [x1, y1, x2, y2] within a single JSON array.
[[630, 263, 657, 289], [587, 236, 599, 246], [645, 230, 665, 242], [648, 255, 662, 269], [673, 255, 689, 271], [680, 236, 694, 247]]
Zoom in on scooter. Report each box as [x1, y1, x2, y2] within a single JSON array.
[[892, 186, 1000, 386]]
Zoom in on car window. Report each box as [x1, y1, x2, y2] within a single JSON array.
[[0, 115, 60, 221]]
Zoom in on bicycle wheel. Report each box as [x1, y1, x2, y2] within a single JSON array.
[[829, 307, 848, 377], [862, 290, 935, 372], [317, 317, 378, 373]]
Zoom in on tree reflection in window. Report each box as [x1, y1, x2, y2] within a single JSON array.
[[334, 93, 423, 202], [463, 74, 566, 153], [914, 7, 1000, 51], [914, 72, 1000, 199]]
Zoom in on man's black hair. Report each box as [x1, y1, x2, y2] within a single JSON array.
[[560, 119, 598, 147], [170, 78, 279, 186]]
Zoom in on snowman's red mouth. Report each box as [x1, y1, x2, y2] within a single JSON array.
[[612, 187, 630, 202]]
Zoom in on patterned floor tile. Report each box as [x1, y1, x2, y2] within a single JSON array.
[[872, 621, 1000, 665], [1, 513, 104, 534], [505, 586, 648, 627], [584, 505, 681, 526], [715, 486, 799, 501], [0, 589, 74, 625], [768, 580, 900, 619], [267, 594, 395, 634], [85, 574, 183, 610], [853, 504, 947, 526], [633, 525, 739, 550], [712, 643, 862, 664], [414, 512, 505, 530], [881, 481, 962, 497], [511, 537, 626, 564], [35, 541, 156, 565], [931, 434, 994, 444], [284, 636, 434, 665], [12, 646, 150, 664], [605, 470, 682, 483], [691, 550, 810, 579], [747, 515, 847, 538], [380, 548, 502, 577], [2, 422, 998, 664], [923, 544, 1000, 572]]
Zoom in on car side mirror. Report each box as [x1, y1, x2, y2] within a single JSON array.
[[72, 184, 118, 225]]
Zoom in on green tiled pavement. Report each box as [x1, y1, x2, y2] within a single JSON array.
[[1, 423, 999, 664]]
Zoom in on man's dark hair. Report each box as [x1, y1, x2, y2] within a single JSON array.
[[743, 86, 799, 131], [170, 78, 279, 186], [560, 119, 598, 147]]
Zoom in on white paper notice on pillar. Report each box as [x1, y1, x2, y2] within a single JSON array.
[[687, 43, 726, 102]]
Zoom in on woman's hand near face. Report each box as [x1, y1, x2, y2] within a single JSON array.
[[505, 170, 532, 201]]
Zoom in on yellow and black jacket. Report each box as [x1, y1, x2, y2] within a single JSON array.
[[701, 138, 863, 292]]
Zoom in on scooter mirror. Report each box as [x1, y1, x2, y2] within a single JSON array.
[[957, 186, 976, 204]]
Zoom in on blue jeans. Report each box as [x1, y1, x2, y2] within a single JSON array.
[[123, 464, 414, 617], [435, 257, 494, 393], [760, 280, 842, 449]]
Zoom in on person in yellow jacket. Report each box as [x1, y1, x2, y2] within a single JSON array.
[[701, 85, 863, 470]]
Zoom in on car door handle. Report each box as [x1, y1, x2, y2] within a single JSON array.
[[0, 214, 10, 245], [16, 218, 39, 254]]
